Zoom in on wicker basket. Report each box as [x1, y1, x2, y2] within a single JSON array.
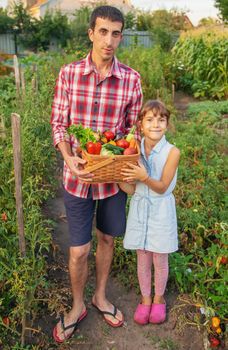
[[81, 144, 140, 183]]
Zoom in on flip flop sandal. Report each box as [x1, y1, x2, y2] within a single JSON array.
[[92, 303, 124, 328], [53, 309, 87, 343]]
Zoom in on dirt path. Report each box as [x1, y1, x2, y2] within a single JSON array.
[[173, 91, 198, 114], [42, 93, 204, 349]]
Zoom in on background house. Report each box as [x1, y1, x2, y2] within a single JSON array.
[[8, 0, 133, 19]]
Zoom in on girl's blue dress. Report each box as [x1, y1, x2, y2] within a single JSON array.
[[123, 135, 178, 253]]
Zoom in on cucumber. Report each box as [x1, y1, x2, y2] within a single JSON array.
[[102, 144, 124, 155]]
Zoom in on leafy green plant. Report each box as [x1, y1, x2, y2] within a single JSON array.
[[172, 29, 228, 99], [0, 54, 58, 347], [170, 101, 228, 318], [117, 46, 174, 104]]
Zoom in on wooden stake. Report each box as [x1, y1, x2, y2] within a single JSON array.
[[31, 77, 36, 93], [13, 55, 20, 97], [0, 115, 6, 140], [172, 83, 175, 102], [11, 113, 27, 345], [11, 113, 26, 257], [21, 313, 26, 346], [32, 64, 38, 94], [21, 69, 25, 97]]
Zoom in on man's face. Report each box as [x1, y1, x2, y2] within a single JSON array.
[[88, 17, 123, 62]]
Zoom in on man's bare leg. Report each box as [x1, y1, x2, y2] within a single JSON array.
[[92, 229, 123, 325], [55, 242, 91, 340]]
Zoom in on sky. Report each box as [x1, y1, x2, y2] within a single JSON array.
[[131, 0, 219, 25], [0, 0, 219, 25]]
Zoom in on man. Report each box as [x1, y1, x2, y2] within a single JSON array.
[[51, 5, 142, 343]]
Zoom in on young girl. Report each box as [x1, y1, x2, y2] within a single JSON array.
[[119, 100, 180, 325]]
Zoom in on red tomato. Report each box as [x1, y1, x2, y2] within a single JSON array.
[[86, 142, 101, 155], [220, 256, 227, 265], [103, 131, 115, 141], [1, 212, 7, 222], [116, 139, 130, 149], [2, 316, 10, 326], [94, 142, 102, 155], [209, 337, 220, 348]]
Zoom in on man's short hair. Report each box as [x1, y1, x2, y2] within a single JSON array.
[[90, 5, 125, 31]]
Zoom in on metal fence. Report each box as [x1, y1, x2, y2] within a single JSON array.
[[121, 30, 154, 48], [0, 31, 178, 54], [0, 34, 15, 54], [0, 34, 24, 55]]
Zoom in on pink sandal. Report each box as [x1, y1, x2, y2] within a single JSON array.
[[134, 303, 151, 325], [149, 303, 166, 324]]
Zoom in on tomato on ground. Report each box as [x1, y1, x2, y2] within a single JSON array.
[[209, 337, 220, 348], [1, 212, 7, 222]]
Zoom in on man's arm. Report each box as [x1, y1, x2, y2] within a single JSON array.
[[51, 67, 71, 147], [51, 67, 93, 180]]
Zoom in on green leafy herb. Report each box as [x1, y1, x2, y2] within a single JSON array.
[[67, 124, 96, 149]]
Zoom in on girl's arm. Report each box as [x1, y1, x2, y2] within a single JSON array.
[[118, 182, 136, 195], [121, 147, 180, 194]]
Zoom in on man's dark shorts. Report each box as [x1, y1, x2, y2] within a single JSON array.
[[63, 187, 127, 246]]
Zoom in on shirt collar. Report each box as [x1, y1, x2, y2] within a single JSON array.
[[141, 135, 167, 158], [83, 51, 122, 79]]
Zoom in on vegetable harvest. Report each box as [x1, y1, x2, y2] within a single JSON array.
[[67, 124, 138, 156]]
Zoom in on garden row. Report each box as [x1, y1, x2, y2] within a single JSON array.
[[0, 59, 59, 348]]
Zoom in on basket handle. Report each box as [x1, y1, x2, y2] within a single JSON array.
[[85, 157, 116, 173]]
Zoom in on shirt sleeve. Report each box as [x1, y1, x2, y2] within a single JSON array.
[[50, 66, 70, 148], [125, 75, 143, 140]]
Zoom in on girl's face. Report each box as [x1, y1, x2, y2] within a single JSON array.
[[141, 111, 168, 144]]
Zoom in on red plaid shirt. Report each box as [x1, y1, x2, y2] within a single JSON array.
[[51, 52, 143, 199]]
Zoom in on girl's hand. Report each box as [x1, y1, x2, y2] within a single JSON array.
[[121, 161, 148, 182]]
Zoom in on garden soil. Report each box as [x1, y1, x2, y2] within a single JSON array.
[[37, 93, 204, 349]]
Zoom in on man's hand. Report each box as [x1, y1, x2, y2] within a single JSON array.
[[57, 141, 93, 181], [64, 154, 94, 181]]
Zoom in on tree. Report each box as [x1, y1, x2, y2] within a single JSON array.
[[124, 11, 136, 29], [149, 10, 187, 51], [11, 4, 71, 51], [70, 6, 92, 49], [11, 3, 37, 34], [37, 11, 71, 50], [135, 10, 153, 30], [0, 8, 15, 33], [215, 0, 228, 23], [198, 17, 220, 26]]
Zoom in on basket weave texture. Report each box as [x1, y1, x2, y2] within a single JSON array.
[[82, 144, 140, 183]]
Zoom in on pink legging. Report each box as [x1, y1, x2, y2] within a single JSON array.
[[137, 249, 169, 296]]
